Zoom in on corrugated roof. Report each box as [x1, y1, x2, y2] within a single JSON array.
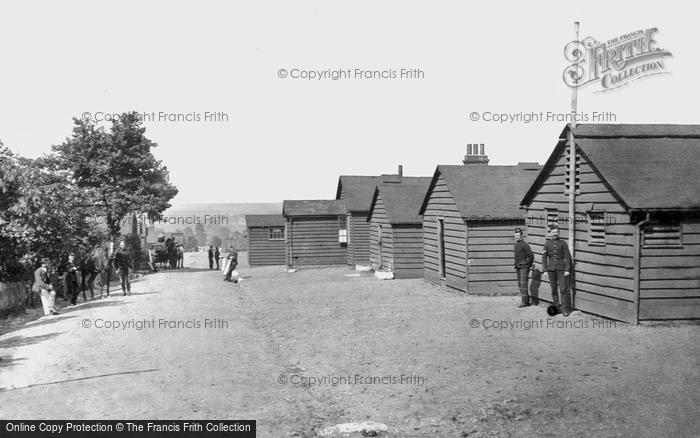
[[245, 214, 285, 228], [422, 163, 542, 220], [283, 200, 345, 217], [369, 177, 432, 225], [336, 175, 399, 212], [522, 124, 700, 210]]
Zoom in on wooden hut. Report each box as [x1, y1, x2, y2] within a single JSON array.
[[336, 170, 402, 268], [282, 200, 347, 268], [367, 177, 432, 279], [420, 145, 541, 294], [520, 124, 700, 323], [245, 214, 286, 266]]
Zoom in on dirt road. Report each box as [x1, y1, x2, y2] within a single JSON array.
[[1, 253, 698, 437]]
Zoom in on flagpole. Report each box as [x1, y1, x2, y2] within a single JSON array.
[[568, 21, 579, 258]]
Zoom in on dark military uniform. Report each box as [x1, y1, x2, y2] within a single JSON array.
[[514, 239, 535, 305], [542, 238, 572, 314], [113, 248, 132, 295], [63, 260, 79, 305]]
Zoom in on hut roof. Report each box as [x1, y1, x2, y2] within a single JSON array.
[[521, 124, 700, 211], [369, 177, 432, 225], [282, 200, 345, 217], [336, 175, 400, 212], [420, 163, 542, 220], [245, 214, 285, 228]]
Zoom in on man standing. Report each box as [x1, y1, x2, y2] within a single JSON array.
[[214, 246, 220, 270], [32, 258, 59, 316], [513, 228, 535, 307], [542, 225, 572, 316], [208, 245, 214, 270], [223, 246, 238, 282], [177, 244, 185, 268], [64, 253, 80, 305], [113, 241, 132, 296]]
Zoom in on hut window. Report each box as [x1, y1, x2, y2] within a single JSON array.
[[643, 223, 682, 247], [588, 211, 605, 245], [268, 228, 284, 240]]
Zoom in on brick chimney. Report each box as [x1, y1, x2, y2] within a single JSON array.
[[463, 143, 489, 165]]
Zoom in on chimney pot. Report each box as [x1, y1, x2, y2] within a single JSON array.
[[398, 165, 403, 177], [463, 142, 490, 165]]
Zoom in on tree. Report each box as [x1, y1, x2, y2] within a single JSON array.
[[195, 223, 207, 246], [184, 236, 198, 252], [210, 236, 222, 248], [0, 153, 101, 265], [52, 112, 178, 239]]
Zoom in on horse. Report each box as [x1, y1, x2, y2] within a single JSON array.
[[79, 243, 112, 299]]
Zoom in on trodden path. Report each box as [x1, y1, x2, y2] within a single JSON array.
[[1, 251, 699, 437], [0, 252, 283, 423]]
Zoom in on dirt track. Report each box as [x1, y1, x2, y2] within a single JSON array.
[[1, 252, 698, 437]]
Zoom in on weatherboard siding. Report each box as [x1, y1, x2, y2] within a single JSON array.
[[392, 225, 424, 279], [247, 227, 286, 266], [466, 221, 523, 294], [285, 216, 346, 267], [422, 174, 467, 292], [369, 194, 393, 271], [350, 213, 371, 266], [339, 188, 371, 266], [525, 149, 637, 322], [638, 220, 700, 320]]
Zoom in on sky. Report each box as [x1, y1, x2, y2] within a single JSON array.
[[0, 1, 695, 204]]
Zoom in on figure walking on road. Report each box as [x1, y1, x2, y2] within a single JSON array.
[[223, 246, 238, 282], [542, 225, 572, 316], [214, 246, 220, 270], [513, 228, 536, 307], [32, 258, 59, 316], [113, 241, 132, 296], [208, 245, 214, 270]]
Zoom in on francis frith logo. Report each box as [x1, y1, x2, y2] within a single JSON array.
[[563, 27, 672, 92]]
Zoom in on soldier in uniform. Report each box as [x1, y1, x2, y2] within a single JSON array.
[[63, 253, 80, 305], [542, 224, 572, 316], [208, 245, 215, 270], [513, 228, 535, 307], [113, 240, 132, 296]]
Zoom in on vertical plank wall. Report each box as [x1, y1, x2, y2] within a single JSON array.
[[423, 173, 468, 291], [526, 149, 637, 322]]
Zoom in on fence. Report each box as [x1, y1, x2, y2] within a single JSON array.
[[0, 281, 31, 319]]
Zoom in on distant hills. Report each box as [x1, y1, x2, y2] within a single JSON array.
[[153, 203, 282, 233]]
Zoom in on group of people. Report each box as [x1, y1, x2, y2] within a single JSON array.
[[156, 237, 184, 269], [31, 240, 135, 317], [208, 245, 239, 283], [514, 224, 573, 316]]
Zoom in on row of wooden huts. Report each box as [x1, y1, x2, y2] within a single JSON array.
[[245, 124, 700, 323]]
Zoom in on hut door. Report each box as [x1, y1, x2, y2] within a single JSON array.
[[377, 224, 383, 269], [438, 218, 446, 279]]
